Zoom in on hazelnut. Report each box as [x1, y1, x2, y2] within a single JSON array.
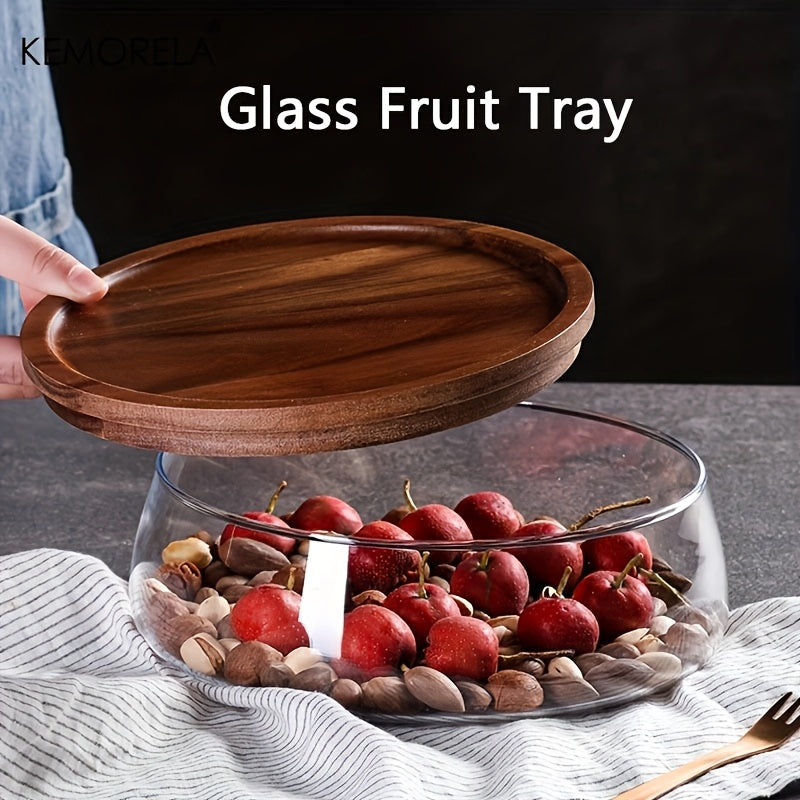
[[331, 679, 362, 710], [224, 641, 283, 686], [486, 670, 544, 712]]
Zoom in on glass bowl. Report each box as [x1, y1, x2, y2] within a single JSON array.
[[130, 402, 727, 723]]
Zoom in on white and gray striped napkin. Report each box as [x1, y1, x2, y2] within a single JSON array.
[[1, 548, 798, 800]]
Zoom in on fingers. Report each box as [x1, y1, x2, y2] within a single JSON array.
[[0, 335, 40, 399], [0, 215, 107, 303]]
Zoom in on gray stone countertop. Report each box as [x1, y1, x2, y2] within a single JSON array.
[[0, 382, 798, 607]]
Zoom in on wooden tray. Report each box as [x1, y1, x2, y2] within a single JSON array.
[[21, 216, 595, 456]]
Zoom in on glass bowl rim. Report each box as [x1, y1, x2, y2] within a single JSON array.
[[152, 401, 707, 551]]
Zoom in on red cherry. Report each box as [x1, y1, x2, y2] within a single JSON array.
[[384, 579, 461, 649], [425, 616, 499, 681], [338, 604, 416, 675], [454, 491, 520, 539], [398, 480, 473, 566], [291, 494, 363, 535], [449, 549, 530, 616], [230, 584, 309, 655], [582, 532, 653, 573], [347, 520, 420, 595], [517, 567, 599, 655], [572, 555, 654, 641], [506, 519, 583, 594], [219, 481, 296, 555]]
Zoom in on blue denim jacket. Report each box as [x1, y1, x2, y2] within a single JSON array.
[[1, 2, 97, 335]]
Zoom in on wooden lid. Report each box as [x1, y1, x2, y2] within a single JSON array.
[[21, 216, 594, 456]]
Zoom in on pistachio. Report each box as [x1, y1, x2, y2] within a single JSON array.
[[218, 637, 242, 652], [491, 625, 515, 646], [635, 634, 666, 654], [403, 666, 465, 713], [575, 651, 613, 675], [290, 554, 307, 568], [428, 576, 451, 593], [283, 646, 323, 674], [540, 675, 599, 706], [330, 678, 363, 710], [160, 614, 217, 658], [296, 538, 310, 556], [162, 538, 213, 569], [488, 615, 519, 634], [651, 598, 669, 617], [648, 615, 676, 637], [614, 627, 650, 645], [218, 536, 291, 577], [583, 657, 656, 696], [636, 651, 684, 685], [450, 595, 474, 617], [662, 622, 711, 664], [455, 679, 493, 712], [224, 640, 284, 686], [196, 594, 231, 625], [155, 561, 203, 600], [473, 610, 491, 622], [361, 676, 424, 713], [290, 663, 337, 693], [668, 604, 723, 637], [546, 656, 583, 680], [599, 641, 641, 660], [487, 670, 544, 712], [180, 632, 226, 675]]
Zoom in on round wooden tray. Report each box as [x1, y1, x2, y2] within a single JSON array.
[[21, 216, 595, 456]]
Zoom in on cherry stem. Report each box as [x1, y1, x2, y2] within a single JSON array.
[[555, 565, 573, 596], [265, 480, 288, 514], [568, 496, 652, 531], [641, 568, 690, 605], [402, 479, 418, 512], [417, 552, 430, 598], [611, 553, 644, 590]]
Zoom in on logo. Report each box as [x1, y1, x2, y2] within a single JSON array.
[[21, 36, 214, 67]]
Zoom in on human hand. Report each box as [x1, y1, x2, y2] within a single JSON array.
[[0, 216, 108, 399]]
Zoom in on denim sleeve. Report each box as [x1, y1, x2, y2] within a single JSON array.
[[1, 2, 98, 335]]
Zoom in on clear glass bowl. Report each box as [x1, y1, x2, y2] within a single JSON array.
[[130, 402, 727, 723]]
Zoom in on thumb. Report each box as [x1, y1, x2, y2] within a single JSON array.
[[0, 216, 107, 303]]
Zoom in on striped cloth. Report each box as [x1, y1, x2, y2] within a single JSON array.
[[1, 549, 798, 800]]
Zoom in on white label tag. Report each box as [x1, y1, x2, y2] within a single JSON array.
[[298, 537, 349, 659]]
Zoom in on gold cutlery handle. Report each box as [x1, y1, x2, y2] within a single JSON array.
[[612, 741, 762, 800]]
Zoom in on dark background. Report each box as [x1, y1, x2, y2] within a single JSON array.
[[41, 1, 799, 384]]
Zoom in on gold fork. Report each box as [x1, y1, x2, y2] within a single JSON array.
[[613, 692, 800, 800]]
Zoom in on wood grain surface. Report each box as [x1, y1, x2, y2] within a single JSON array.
[[21, 216, 594, 455]]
